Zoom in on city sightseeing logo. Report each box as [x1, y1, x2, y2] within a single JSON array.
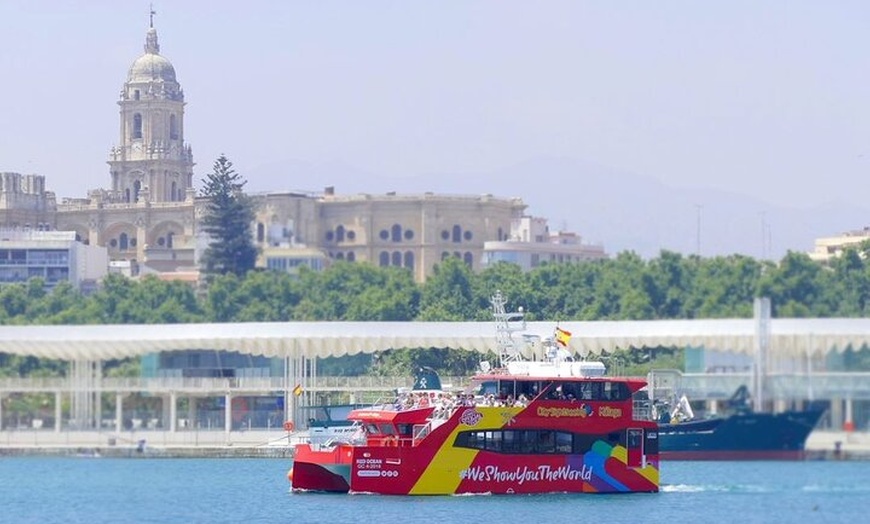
[[536, 404, 593, 418], [460, 409, 483, 426]]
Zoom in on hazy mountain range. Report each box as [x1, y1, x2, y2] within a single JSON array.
[[246, 156, 870, 261]]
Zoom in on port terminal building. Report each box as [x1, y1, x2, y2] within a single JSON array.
[[2, 299, 870, 445]]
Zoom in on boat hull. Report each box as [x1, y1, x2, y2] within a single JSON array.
[[291, 437, 659, 495], [658, 409, 824, 460]]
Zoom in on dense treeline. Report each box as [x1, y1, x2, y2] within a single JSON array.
[[2, 247, 870, 377]]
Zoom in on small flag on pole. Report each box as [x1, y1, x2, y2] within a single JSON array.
[[293, 384, 303, 396], [555, 327, 572, 347]]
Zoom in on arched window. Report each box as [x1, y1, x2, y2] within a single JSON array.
[[124, 188, 131, 203], [379, 252, 390, 267], [347, 252, 356, 262], [133, 180, 141, 203], [133, 113, 143, 139], [498, 227, 504, 241], [171, 182, 177, 202], [257, 223, 265, 242], [391, 251, 402, 266], [403, 251, 414, 270], [134, 90, 140, 101], [119, 233, 129, 251], [170, 114, 178, 140], [441, 251, 450, 261], [336, 252, 345, 260], [336, 225, 345, 242], [167, 232, 174, 249], [464, 252, 474, 267], [391, 224, 402, 242], [452, 225, 462, 243]]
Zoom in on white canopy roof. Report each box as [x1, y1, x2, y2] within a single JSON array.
[[1, 318, 869, 360]]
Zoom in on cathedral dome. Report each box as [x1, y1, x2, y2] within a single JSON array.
[[128, 53, 177, 83], [126, 27, 177, 84]]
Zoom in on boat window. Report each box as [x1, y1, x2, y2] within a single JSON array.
[[365, 424, 379, 434], [380, 424, 396, 435], [478, 381, 498, 397], [555, 432, 572, 453], [455, 430, 576, 455], [515, 381, 539, 398], [523, 430, 556, 453], [602, 382, 631, 401], [572, 434, 601, 454], [502, 430, 521, 453], [397, 423, 413, 436]]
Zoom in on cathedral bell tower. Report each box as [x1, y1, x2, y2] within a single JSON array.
[[108, 20, 194, 203]]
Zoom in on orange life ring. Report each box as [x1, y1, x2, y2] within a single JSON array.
[[283, 421, 295, 432]]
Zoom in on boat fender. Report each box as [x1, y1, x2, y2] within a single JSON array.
[[283, 421, 295, 432]]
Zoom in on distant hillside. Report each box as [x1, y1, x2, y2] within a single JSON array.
[[246, 156, 870, 260]]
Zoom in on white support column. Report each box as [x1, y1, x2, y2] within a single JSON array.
[[95, 391, 102, 430], [115, 393, 123, 434], [753, 297, 771, 413], [188, 397, 197, 429], [169, 392, 177, 432], [845, 398, 854, 431], [830, 397, 843, 429], [55, 391, 62, 432], [224, 393, 232, 438]]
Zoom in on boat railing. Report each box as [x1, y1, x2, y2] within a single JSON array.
[[633, 399, 653, 422], [412, 422, 431, 445]]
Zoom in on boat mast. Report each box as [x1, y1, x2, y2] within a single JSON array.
[[490, 290, 531, 366]]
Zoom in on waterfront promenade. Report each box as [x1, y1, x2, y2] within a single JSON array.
[[1, 428, 868, 460]]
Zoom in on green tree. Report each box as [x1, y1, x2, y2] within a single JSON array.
[[199, 155, 259, 279]]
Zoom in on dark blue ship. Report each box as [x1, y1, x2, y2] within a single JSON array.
[[656, 385, 825, 460]]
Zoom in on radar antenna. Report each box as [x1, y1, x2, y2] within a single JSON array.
[[490, 290, 537, 366]]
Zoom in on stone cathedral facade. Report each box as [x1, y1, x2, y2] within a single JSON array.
[[0, 23, 526, 283]]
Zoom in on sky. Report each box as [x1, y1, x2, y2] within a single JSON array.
[[2, 1, 869, 257]]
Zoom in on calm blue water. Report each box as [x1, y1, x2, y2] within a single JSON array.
[[0, 457, 867, 524]]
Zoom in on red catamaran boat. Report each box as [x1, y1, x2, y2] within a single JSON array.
[[288, 292, 659, 495]]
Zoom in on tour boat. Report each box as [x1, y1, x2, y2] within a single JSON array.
[[287, 292, 659, 495]]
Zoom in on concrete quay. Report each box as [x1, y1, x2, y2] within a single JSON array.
[[1, 428, 868, 460]]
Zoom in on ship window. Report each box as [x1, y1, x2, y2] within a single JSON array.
[[572, 434, 600, 454], [530, 430, 556, 454], [555, 432, 572, 453], [380, 424, 396, 435], [455, 429, 575, 455]]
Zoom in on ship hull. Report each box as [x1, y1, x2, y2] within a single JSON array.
[[290, 406, 660, 495], [291, 444, 659, 495], [658, 409, 824, 460]]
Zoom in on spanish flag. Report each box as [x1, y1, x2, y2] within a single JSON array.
[[555, 327, 572, 347], [293, 384, 303, 396]]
